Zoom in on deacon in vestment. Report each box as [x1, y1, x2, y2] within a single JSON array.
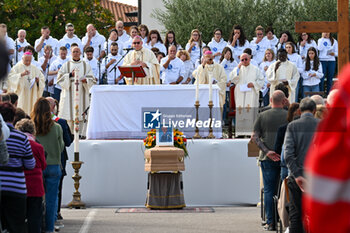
[[193, 51, 226, 110], [266, 49, 300, 103], [57, 45, 96, 134], [7, 52, 45, 114], [123, 36, 160, 85], [230, 53, 264, 137]]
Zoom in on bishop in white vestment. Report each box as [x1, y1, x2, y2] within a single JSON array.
[[123, 36, 160, 85], [230, 53, 264, 137], [7, 52, 45, 114]]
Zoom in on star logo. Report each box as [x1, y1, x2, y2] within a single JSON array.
[[150, 109, 162, 122]]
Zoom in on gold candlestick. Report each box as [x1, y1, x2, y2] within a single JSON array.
[[67, 159, 85, 209], [207, 100, 215, 139], [193, 100, 201, 139]]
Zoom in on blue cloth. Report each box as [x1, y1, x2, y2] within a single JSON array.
[[295, 78, 303, 102], [44, 165, 61, 232], [55, 118, 73, 176], [53, 87, 61, 102], [261, 160, 280, 226], [280, 147, 289, 180], [303, 85, 320, 97], [222, 91, 230, 124], [320, 61, 336, 94]]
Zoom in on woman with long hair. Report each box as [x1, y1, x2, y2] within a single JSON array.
[[208, 28, 227, 63], [317, 32, 338, 94], [31, 97, 64, 233], [277, 31, 296, 50], [138, 24, 149, 44], [145, 29, 167, 54], [227, 25, 249, 62], [297, 32, 317, 60], [302, 47, 323, 96], [102, 29, 122, 58], [219, 47, 237, 124], [285, 41, 303, 101], [164, 30, 182, 52], [185, 29, 206, 67]]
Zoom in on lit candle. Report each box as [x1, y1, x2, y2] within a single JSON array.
[[74, 68, 80, 155], [209, 73, 213, 102], [195, 77, 199, 101]]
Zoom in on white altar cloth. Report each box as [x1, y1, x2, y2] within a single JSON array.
[[87, 85, 222, 139], [62, 139, 260, 206]]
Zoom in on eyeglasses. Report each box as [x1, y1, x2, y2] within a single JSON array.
[[215, 33, 221, 35], [257, 33, 263, 36], [241, 58, 248, 62], [133, 42, 141, 45], [67, 29, 74, 32], [192, 34, 199, 36], [208, 59, 213, 61]]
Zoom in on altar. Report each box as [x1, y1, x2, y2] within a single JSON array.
[[87, 85, 223, 139], [62, 139, 260, 207]]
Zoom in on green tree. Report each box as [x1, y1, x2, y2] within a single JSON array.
[[152, 0, 338, 47], [0, 0, 114, 45]]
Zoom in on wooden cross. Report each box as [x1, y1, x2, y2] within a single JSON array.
[[238, 106, 243, 114], [295, 0, 349, 72], [246, 104, 251, 113]]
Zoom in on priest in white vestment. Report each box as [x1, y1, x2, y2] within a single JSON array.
[[57, 46, 96, 133], [230, 53, 264, 137], [266, 49, 300, 103], [7, 52, 45, 114], [193, 51, 226, 110], [123, 36, 160, 85]]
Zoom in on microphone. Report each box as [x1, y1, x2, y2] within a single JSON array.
[[123, 48, 135, 51], [103, 25, 112, 29]]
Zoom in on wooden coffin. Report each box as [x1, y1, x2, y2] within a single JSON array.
[[145, 146, 185, 172]]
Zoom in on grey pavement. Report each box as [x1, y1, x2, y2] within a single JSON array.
[[59, 206, 268, 233]]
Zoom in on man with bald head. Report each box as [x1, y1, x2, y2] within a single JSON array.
[[193, 50, 226, 110], [160, 45, 185, 84], [230, 53, 264, 137], [123, 36, 160, 84], [115, 21, 131, 44], [7, 52, 45, 114], [14, 29, 30, 64], [82, 24, 106, 60], [57, 46, 96, 133], [253, 90, 289, 231]]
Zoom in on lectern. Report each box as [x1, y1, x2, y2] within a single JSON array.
[[118, 65, 146, 85]]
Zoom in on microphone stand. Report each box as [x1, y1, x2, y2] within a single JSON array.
[[15, 38, 18, 64], [103, 40, 110, 85], [98, 44, 101, 84], [109, 49, 133, 84]]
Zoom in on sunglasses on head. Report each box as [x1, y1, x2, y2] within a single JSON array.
[[133, 42, 141, 45], [241, 58, 248, 62]]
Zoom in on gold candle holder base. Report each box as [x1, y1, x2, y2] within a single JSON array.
[[67, 160, 86, 209], [207, 100, 216, 139], [193, 100, 202, 139]]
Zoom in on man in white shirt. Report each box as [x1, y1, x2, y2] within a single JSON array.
[[160, 45, 185, 84], [82, 24, 106, 60], [115, 21, 131, 45], [49, 46, 69, 101], [34, 26, 59, 59], [0, 24, 15, 72], [84, 46, 103, 84], [38, 45, 57, 97], [57, 23, 83, 57], [14, 29, 30, 65], [101, 42, 123, 85]]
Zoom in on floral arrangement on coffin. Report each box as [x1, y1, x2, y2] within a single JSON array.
[[144, 128, 189, 157]]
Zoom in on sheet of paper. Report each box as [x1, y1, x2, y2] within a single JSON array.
[[30, 78, 36, 89], [240, 84, 252, 92]]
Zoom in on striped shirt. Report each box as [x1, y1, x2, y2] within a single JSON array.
[[0, 123, 35, 195]]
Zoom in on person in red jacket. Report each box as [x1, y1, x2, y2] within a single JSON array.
[[303, 64, 350, 233], [15, 118, 47, 233]]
